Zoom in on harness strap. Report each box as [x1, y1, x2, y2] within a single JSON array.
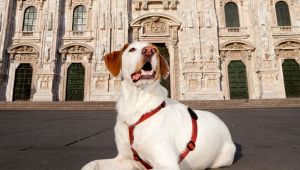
[[128, 102, 198, 169], [129, 101, 166, 169], [178, 107, 198, 163]]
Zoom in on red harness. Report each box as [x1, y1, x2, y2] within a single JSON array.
[[128, 101, 198, 169]]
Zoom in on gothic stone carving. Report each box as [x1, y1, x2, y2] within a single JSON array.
[[131, 15, 180, 43], [13, 46, 37, 54], [14, 54, 38, 62], [183, 72, 202, 91], [68, 0, 93, 8], [18, 0, 46, 10], [40, 76, 51, 90], [8, 45, 39, 62], [143, 17, 168, 35], [60, 45, 93, 63], [94, 74, 109, 90], [275, 41, 300, 58], [134, 0, 178, 10], [220, 42, 254, 61], [258, 71, 279, 88]]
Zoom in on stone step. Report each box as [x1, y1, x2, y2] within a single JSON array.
[[0, 99, 299, 110]]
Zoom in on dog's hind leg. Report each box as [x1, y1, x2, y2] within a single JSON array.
[[211, 142, 236, 168]]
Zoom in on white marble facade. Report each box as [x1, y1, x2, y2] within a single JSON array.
[[0, 0, 300, 101]]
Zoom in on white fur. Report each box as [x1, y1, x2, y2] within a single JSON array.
[[82, 42, 236, 170]]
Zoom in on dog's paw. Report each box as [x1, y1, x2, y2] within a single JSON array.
[[81, 161, 100, 170]]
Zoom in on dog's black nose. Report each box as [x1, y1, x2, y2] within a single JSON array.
[[142, 46, 156, 57]]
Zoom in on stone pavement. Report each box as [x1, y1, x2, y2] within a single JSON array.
[[0, 108, 300, 170]]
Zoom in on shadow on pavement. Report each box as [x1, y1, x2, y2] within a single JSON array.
[[233, 143, 243, 164]]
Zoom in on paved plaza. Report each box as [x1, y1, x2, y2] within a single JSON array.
[[0, 108, 300, 170]]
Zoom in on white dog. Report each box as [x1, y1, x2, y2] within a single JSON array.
[[82, 42, 236, 170]]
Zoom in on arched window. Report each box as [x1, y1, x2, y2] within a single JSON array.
[[225, 2, 240, 27], [23, 6, 37, 31], [72, 5, 87, 31], [275, 1, 291, 26]]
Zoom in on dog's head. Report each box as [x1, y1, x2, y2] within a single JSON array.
[[103, 42, 169, 86]]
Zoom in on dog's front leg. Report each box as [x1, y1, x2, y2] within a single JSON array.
[[81, 156, 138, 170], [142, 144, 180, 170]]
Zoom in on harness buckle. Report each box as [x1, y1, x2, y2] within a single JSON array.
[[187, 141, 196, 151]]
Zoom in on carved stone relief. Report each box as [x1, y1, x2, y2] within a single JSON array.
[[40, 76, 51, 90], [183, 72, 202, 91], [14, 46, 36, 53], [134, 0, 178, 10], [94, 74, 109, 90], [258, 71, 279, 88], [68, 0, 93, 8], [143, 17, 168, 35], [14, 54, 38, 62], [220, 0, 243, 6], [60, 45, 93, 63], [275, 41, 300, 58], [18, 0, 45, 10], [220, 42, 255, 61], [8, 45, 39, 63], [131, 15, 180, 44]]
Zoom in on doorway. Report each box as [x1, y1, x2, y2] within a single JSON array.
[[66, 63, 85, 101], [13, 64, 33, 101], [228, 60, 249, 99], [282, 59, 300, 97], [153, 43, 171, 97]]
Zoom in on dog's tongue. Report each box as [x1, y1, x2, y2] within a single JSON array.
[[132, 70, 154, 82], [132, 72, 141, 81]]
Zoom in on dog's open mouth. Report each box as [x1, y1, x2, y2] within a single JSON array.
[[131, 62, 156, 83]]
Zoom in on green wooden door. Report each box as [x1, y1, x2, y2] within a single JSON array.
[[282, 59, 300, 97], [66, 63, 85, 101], [13, 64, 33, 101], [154, 43, 170, 97], [228, 60, 249, 99]]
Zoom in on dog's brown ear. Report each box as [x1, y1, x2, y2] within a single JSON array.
[[103, 44, 129, 76], [159, 54, 170, 80]]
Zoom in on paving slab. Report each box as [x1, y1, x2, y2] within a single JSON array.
[[0, 108, 299, 170]]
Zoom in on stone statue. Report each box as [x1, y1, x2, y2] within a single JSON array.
[[189, 46, 196, 61], [100, 12, 105, 29], [0, 59, 3, 72], [0, 13, 2, 31], [187, 11, 194, 28], [48, 13, 53, 30], [99, 44, 106, 61], [46, 47, 51, 62], [210, 45, 214, 60], [117, 12, 123, 30]]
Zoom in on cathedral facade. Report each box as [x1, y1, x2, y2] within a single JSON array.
[[0, 0, 300, 101]]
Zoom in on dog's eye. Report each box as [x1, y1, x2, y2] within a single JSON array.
[[129, 48, 136, 52]]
